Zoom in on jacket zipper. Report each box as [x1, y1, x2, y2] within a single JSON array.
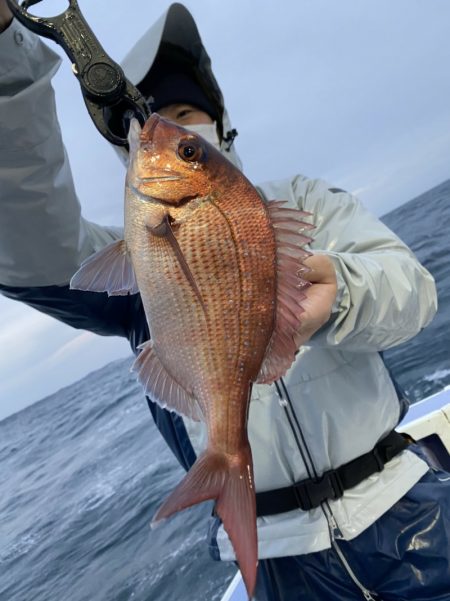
[[322, 502, 381, 601], [276, 379, 382, 601], [275, 380, 316, 479], [331, 538, 380, 601]]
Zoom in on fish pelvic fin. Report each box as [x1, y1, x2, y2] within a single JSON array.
[[152, 445, 258, 599], [132, 340, 203, 422], [149, 215, 206, 313], [70, 240, 139, 296], [257, 201, 314, 384]]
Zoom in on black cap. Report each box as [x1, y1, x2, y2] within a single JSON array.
[[138, 44, 221, 125], [146, 71, 218, 120]]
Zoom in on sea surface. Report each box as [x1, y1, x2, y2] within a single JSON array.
[[1, 179, 449, 601], [381, 178, 450, 400]]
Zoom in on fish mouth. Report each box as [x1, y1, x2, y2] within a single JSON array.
[[138, 175, 183, 183]]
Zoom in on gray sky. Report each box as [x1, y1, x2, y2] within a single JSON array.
[[1, 0, 450, 420]]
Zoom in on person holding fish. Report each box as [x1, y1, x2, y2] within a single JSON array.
[[1, 2, 449, 600]]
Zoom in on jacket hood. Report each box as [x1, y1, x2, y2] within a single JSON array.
[[118, 3, 242, 169]]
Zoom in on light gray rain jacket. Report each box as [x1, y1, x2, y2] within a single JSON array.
[[0, 4, 437, 561]]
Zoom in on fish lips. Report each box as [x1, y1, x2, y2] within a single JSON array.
[[139, 175, 183, 183], [131, 174, 183, 199], [129, 175, 200, 207]]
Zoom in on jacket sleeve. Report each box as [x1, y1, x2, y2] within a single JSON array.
[[0, 20, 121, 288], [293, 176, 437, 352]]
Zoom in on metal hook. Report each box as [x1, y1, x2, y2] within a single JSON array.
[[6, 0, 150, 146]]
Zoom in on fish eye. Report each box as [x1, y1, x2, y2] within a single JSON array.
[[178, 139, 204, 163]]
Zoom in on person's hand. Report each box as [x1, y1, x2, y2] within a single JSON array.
[[0, 0, 13, 33], [295, 254, 338, 345]]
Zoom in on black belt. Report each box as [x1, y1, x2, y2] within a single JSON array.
[[256, 430, 411, 517]]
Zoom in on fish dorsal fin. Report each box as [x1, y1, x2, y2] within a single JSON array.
[[70, 240, 139, 296], [132, 340, 204, 422], [257, 201, 314, 384]]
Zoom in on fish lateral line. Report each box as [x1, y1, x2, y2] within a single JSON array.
[[148, 214, 207, 313]]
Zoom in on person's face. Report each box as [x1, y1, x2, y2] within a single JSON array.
[[157, 103, 213, 126]]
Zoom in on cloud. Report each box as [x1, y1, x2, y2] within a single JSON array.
[[0, 296, 130, 421]]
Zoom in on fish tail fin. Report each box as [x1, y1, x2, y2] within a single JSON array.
[[152, 445, 258, 599]]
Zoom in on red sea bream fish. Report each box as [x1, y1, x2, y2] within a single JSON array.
[[71, 113, 313, 598]]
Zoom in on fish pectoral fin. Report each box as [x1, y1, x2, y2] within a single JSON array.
[[70, 240, 139, 296], [148, 216, 206, 312], [132, 340, 203, 421], [257, 201, 314, 384]]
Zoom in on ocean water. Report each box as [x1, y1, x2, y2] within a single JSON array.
[[0, 361, 236, 601], [381, 178, 450, 399], [1, 179, 449, 601]]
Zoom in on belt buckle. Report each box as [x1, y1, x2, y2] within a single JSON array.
[[372, 446, 385, 471], [327, 470, 345, 500], [293, 470, 345, 511]]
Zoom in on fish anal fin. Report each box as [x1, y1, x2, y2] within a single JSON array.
[[132, 340, 203, 421], [70, 240, 139, 296], [152, 445, 258, 599], [257, 201, 313, 384]]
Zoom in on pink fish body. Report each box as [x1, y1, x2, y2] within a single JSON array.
[[71, 113, 312, 598]]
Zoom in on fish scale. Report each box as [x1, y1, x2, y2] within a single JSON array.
[[157, 204, 244, 404]]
